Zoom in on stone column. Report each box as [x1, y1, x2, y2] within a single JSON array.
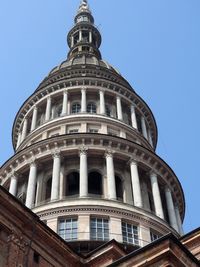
[[25, 161, 37, 209], [59, 167, 65, 200], [51, 106, 56, 119], [130, 160, 143, 208], [21, 118, 28, 142], [16, 132, 22, 149], [45, 96, 52, 121], [71, 36, 74, 47], [79, 30, 82, 42], [30, 106, 38, 131], [148, 130, 153, 147], [61, 90, 68, 116], [79, 148, 88, 197], [175, 205, 184, 235], [35, 172, 44, 205], [81, 88, 87, 113], [165, 187, 179, 232], [105, 151, 117, 200], [116, 96, 123, 120], [141, 116, 148, 139], [51, 152, 61, 201], [99, 90, 105, 115], [150, 172, 164, 219], [131, 105, 138, 129], [9, 174, 18, 196], [68, 100, 71, 115], [89, 31, 92, 43]]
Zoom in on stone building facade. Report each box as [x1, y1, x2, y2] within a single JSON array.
[[0, 1, 200, 266]]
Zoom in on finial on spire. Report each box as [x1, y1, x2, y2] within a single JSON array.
[[78, 0, 91, 14], [81, 0, 88, 6]]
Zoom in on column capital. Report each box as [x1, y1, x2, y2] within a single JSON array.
[[63, 89, 68, 94], [79, 146, 88, 156], [131, 103, 136, 109], [149, 170, 157, 177], [99, 89, 105, 94], [33, 105, 38, 110], [105, 149, 115, 158], [165, 186, 171, 193], [51, 150, 61, 159], [23, 116, 28, 121], [81, 87, 87, 92], [28, 158, 37, 167], [128, 158, 137, 166], [9, 171, 19, 179], [46, 95, 52, 102]]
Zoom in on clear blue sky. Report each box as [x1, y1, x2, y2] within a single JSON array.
[[0, 0, 200, 233]]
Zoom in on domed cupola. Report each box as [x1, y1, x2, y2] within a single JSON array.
[[0, 0, 185, 256], [67, 0, 102, 60]]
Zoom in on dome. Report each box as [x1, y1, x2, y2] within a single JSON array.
[[1, 2, 185, 258], [48, 55, 121, 76]]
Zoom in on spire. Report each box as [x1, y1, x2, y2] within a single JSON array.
[[66, 0, 102, 60]]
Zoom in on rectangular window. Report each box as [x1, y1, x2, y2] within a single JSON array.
[[89, 129, 98, 133], [90, 218, 109, 241], [122, 222, 139, 245], [69, 129, 79, 134], [50, 133, 59, 137], [58, 218, 78, 241], [150, 231, 160, 242]]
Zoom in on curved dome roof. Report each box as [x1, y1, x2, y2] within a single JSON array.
[[48, 55, 121, 76]]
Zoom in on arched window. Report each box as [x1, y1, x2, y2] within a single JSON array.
[[67, 172, 79, 196], [105, 105, 111, 117], [55, 104, 62, 118], [36, 113, 44, 127], [87, 102, 96, 114], [115, 176, 123, 200], [88, 171, 102, 195], [82, 30, 89, 43], [72, 103, 81, 114], [45, 177, 52, 201], [74, 33, 79, 45]]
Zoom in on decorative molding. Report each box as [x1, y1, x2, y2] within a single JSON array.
[[37, 205, 176, 236]]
